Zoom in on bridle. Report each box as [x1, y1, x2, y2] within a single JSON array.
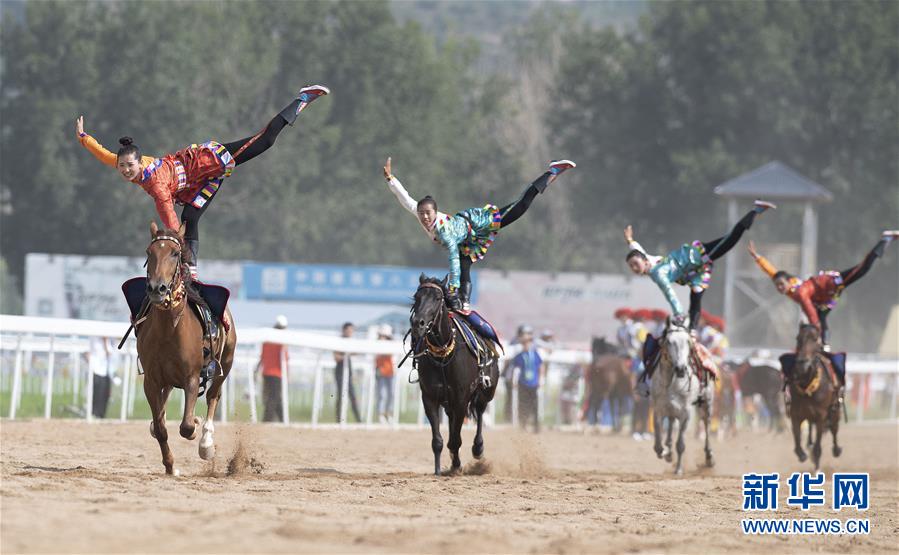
[[793, 327, 825, 396], [403, 282, 457, 369], [660, 323, 694, 387], [147, 234, 186, 311]]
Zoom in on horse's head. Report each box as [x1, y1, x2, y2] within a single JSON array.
[[796, 324, 822, 360], [592, 336, 616, 358], [145, 221, 186, 306], [411, 274, 448, 340], [664, 319, 692, 378]]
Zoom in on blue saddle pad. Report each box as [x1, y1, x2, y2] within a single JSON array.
[[121, 277, 230, 323], [455, 310, 502, 351]]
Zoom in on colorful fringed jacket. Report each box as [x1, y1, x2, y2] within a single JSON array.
[[388, 176, 502, 289], [752, 254, 844, 327], [79, 134, 235, 230], [629, 240, 713, 317]]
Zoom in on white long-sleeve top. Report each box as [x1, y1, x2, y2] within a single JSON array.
[[387, 175, 448, 244]]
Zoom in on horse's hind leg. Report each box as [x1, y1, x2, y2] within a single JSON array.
[[812, 418, 824, 471], [145, 382, 175, 475], [199, 375, 225, 461], [180, 375, 201, 440], [422, 394, 443, 476], [703, 398, 715, 467], [472, 396, 486, 460]]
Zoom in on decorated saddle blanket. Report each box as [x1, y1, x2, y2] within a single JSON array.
[[121, 277, 231, 329], [449, 310, 502, 361]]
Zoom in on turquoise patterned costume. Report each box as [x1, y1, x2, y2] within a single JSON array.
[[434, 205, 502, 289], [643, 241, 712, 317]]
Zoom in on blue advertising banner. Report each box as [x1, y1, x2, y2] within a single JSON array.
[[243, 263, 478, 304]]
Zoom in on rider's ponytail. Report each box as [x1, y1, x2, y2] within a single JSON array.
[[116, 136, 140, 161]]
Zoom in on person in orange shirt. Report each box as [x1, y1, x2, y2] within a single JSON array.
[[748, 232, 898, 346], [374, 324, 396, 424], [257, 315, 290, 423], [75, 85, 329, 279]]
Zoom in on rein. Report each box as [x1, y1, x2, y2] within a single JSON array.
[[400, 282, 457, 372]]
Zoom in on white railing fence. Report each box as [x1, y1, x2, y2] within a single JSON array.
[[1, 315, 896, 427]]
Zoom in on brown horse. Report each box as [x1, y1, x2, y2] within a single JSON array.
[[584, 337, 632, 432], [787, 324, 840, 471], [139, 222, 237, 475]]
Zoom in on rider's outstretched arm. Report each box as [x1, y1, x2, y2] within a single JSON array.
[[748, 241, 779, 278], [649, 271, 685, 319], [383, 157, 417, 216]]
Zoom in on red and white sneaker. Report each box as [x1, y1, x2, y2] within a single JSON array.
[[753, 199, 777, 213], [188, 265, 199, 282], [296, 85, 330, 114], [882, 230, 899, 241], [549, 159, 576, 176]]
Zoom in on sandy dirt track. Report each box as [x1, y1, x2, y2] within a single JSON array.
[[1, 419, 897, 554]]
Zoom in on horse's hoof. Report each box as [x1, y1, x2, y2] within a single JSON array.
[[675, 467, 684, 476], [664, 452, 673, 463], [706, 455, 715, 468], [472, 443, 484, 460], [833, 446, 842, 458], [795, 450, 807, 463], [199, 444, 215, 461]]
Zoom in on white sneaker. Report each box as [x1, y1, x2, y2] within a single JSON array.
[[753, 199, 777, 213], [296, 85, 330, 114], [632, 432, 643, 441], [882, 230, 899, 241], [549, 159, 576, 175]]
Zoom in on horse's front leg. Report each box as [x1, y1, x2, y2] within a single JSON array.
[[653, 412, 664, 459], [447, 408, 464, 471], [145, 381, 175, 475], [664, 416, 674, 463], [830, 401, 842, 458], [180, 373, 201, 440], [674, 412, 688, 476], [199, 375, 225, 461], [811, 417, 824, 471], [422, 392, 443, 476], [791, 413, 807, 463]]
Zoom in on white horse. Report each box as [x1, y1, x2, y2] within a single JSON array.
[[650, 322, 714, 475]]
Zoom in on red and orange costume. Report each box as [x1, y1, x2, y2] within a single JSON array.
[[753, 255, 843, 329], [79, 134, 234, 231]]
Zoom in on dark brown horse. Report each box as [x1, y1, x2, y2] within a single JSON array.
[[139, 222, 237, 475], [732, 359, 785, 433], [787, 324, 840, 471], [584, 337, 632, 432], [410, 276, 499, 475]]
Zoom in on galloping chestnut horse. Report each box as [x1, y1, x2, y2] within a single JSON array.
[[584, 337, 632, 432], [140, 222, 237, 475], [787, 324, 840, 471], [410, 275, 499, 475]]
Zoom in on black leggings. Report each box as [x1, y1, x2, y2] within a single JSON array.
[[815, 239, 886, 342], [181, 110, 292, 242], [687, 209, 759, 329], [457, 172, 550, 288]]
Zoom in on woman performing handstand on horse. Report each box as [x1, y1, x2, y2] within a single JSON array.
[[748, 230, 898, 398], [76, 85, 329, 279], [624, 200, 776, 383], [382, 157, 576, 311]]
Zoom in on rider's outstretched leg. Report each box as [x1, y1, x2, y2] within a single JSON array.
[[701, 200, 775, 261], [222, 85, 329, 166]]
